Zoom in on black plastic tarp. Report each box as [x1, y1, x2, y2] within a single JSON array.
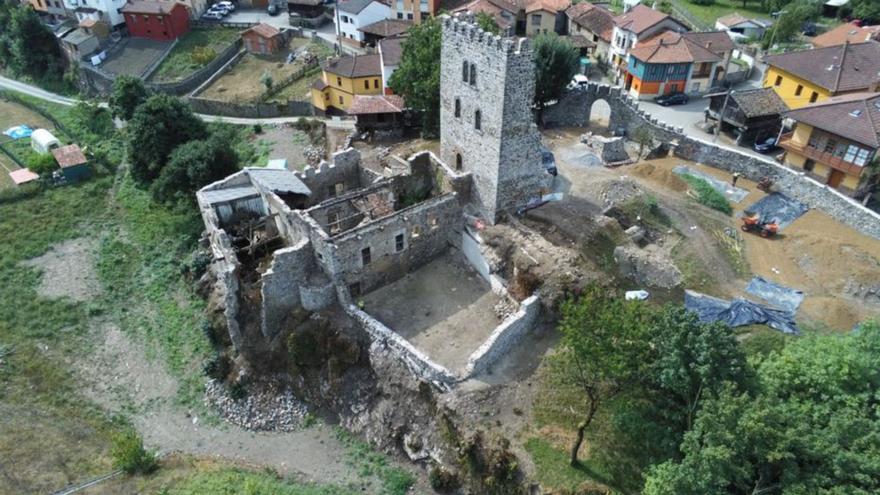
[[745, 276, 804, 313], [742, 192, 809, 230], [685, 290, 800, 335]]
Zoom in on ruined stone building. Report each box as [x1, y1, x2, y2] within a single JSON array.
[[197, 14, 549, 387]]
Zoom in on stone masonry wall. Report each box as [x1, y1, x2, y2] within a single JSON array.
[[260, 239, 314, 341], [543, 82, 880, 240], [463, 294, 541, 377], [439, 14, 547, 222], [294, 148, 371, 206]]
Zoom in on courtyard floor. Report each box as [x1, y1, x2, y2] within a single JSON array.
[[361, 252, 503, 374], [101, 38, 172, 77]]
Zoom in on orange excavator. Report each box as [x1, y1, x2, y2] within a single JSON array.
[[741, 211, 778, 238]]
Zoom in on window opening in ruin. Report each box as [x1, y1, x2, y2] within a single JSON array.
[[474, 110, 481, 131], [327, 184, 336, 197], [455, 153, 463, 170], [454, 98, 460, 118], [349, 282, 361, 297], [395, 233, 405, 252], [462, 60, 468, 82], [361, 246, 372, 266], [412, 225, 422, 238], [328, 210, 340, 234], [469, 63, 476, 86], [335, 182, 345, 196], [430, 217, 438, 229]]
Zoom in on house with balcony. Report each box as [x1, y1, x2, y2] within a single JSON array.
[[778, 92, 880, 195], [63, 0, 128, 28], [705, 87, 789, 144], [623, 32, 720, 99], [334, 0, 392, 47], [763, 41, 880, 110], [311, 54, 384, 115], [566, 2, 614, 62], [608, 4, 687, 71], [392, 0, 439, 23], [714, 12, 770, 41]]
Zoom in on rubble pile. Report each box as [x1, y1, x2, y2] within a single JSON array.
[[205, 379, 308, 431], [303, 145, 324, 166]]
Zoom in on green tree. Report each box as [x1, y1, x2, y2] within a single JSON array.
[[26, 152, 58, 176], [389, 18, 441, 137], [550, 286, 653, 465], [532, 33, 579, 122], [5, 4, 64, 81], [851, 0, 880, 23], [109, 75, 150, 121], [127, 94, 207, 184], [111, 429, 158, 475], [764, 2, 819, 48], [150, 133, 240, 203], [476, 12, 500, 35], [644, 320, 880, 495]]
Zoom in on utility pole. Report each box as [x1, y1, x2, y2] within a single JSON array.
[[334, 0, 342, 55], [713, 88, 732, 143], [766, 9, 788, 51]]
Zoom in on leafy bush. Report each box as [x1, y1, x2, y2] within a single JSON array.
[[429, 466, 461, 492], [190, 45, 216, 65], [26, 152, 57, 175], [111, 429, 158, 474], [680, 174, 732, 215]]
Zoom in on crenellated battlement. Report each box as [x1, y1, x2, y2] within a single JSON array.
[[440, 13, 530, 56]]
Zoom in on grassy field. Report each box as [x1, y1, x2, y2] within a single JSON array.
[[0, 99, 71, 188], [269, 65, 322, 103], [673, 0, 769, 28], [151, 28, 241, 83]]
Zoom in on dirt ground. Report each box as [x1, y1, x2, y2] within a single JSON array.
[[361, 252, 503, 373], [543, 128, 880, 331], [201, 39, 315, 103], [259, 124, 311, 169], [21, 237, 101, 302]]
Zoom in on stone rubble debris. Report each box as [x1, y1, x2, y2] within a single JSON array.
[[205, 379, 309, 432]]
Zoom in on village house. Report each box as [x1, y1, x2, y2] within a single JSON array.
[[51, 144, 91, 182], [63, 0, 129, 29], [28, 0, 70, 22], [778, 92, 880, 195], [287, 0, 326, 27], [608, 4, 688, 71], [763, 41, 880, 109], [241, 23, 284, 55], [378, 34, 405, 94], [348, 94, 407, 133], [522, 0, 570, 36], [391, 0, 439, 23], [453, 0, 569, 37], [714, 12, 770, 41], [334, 0, 392, 47], [811, 21, 880, 48], [623, 31, 720, 99], [358, 18, 411, 46], [705, 87, 789, 144], [59, 27, 100, 62], [311, 54, 384, 114], [121, 0, 190, 42], [680, 30, 735, 84], [565, 1, 615, 62]]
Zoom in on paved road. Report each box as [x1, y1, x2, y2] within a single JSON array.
[[0, 75, 77, 106]]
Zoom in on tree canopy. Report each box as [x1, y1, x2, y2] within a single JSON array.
[[476, 12, 500, 35], [0, 2, 65, 82], [532, 34, 579, 116], [109, 76, 151, 121], [151, 132, 240, 203], [389, 18, 441, 137], [127, 94, 207, 184]]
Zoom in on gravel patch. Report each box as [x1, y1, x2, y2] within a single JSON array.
[[205, 379, 309, 432], [21, 238, 100, 302]]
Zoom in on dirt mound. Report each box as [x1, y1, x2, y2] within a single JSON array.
[[599, 179, 642, 206], [614, 244, 683, 289], [629, 161, 688, 193]]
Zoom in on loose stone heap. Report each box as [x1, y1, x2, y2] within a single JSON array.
[[205, 379, 309, 431]]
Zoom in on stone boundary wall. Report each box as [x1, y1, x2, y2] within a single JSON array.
[[189, 48, 247, 97], [151, 38, 243, 95], [187, 96, 314, 118], [543, 83, 880, 240], [463, 294, 540, 377], [346, 304, 458, 389], [141, 38, 179, 81]]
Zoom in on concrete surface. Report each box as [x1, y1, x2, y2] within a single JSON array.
[[360, 252, 503, 373], [224, 9, 365, 54]]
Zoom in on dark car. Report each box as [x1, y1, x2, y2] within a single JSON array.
[[753, 136, 778, 153], [654, 92, 689, 106]]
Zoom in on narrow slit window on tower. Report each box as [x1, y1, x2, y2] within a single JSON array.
[[361, 246, 371, 266], [474, 110, 481, 131], [454, 98, 461, 118], [469, 63, 476, 85], [455, 153, 463, 170], [462, 60, 468, 82]]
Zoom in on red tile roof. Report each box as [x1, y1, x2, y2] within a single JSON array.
[[613, 4, 681, 35], [784, 92, 880, 148], [121, 0, 184, 15], [812, 22, 880, 48], [525, 0, 570, 14], [243, 23, 281, 39], [566, 2, 615, 42], [321, 54, 382, 78], [764, 41, 880, 93], [630, 32, 720, 64], [359, 19, 412, 37], [9, 168, 40, 184], [348, 94, 406, 114], [51, 144, 88, 168]]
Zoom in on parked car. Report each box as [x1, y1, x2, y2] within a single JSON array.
[[654, 92, 689, 106], [208, 5, 230, 15], [753, 135, 779, 153], [541, 148, 558, 176], [201, 10, 223, 20], [566, 74, 589, 90], [268, 3, 279, 15], [215, 1, 235, 11]]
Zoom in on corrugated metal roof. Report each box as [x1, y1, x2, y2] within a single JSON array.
[[200, 186, 260, 204], [247, 168, 312, 195]]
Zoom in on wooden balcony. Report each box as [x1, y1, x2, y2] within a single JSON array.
[[778, 132, 865, 176]]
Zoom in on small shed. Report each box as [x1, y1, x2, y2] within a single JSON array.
[[706, 88, 789, 144], [9, 168, 40, 185], [349, 94, 407, 134], [51, 144, 91, 181], [241, 23, 284, 55], [31, 129, 61, 154]]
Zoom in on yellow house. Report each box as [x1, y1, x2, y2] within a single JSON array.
[[763, 41, 880, 109], [778, 92, 879, 195], [311, 54, 383, 115]]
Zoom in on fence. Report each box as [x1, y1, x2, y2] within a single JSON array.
[[150, 38, 244, 95], [259, 63, 320, 102], [668, 0, 711, 31]]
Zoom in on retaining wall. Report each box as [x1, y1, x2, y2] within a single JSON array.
[[187, 97, 314, 118], [463, 294, 541, 377], [543, 83, 880, 240], [346, 305, 458, 389]]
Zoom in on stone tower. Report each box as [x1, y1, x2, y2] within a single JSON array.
[[440, 14, 548, 223]]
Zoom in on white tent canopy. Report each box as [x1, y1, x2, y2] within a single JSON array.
[[31, 128, 60, 154]]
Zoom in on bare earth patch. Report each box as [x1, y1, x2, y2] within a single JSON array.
[[21, 238, 101, 302]]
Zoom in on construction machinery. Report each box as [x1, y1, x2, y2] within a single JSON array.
[[741, 211, 778, 238]]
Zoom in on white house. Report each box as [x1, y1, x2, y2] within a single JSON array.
[[608, 4, 688, 68], [715, 13, 770, 41], [62, 0, 128, 28], [378, 34, 405, 92], [334, 0, 392, 47]]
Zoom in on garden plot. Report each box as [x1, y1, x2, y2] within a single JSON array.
[[150, 28, 241, 83], [200, 39, 329, 103], [101, 38, 172, 77], [0, 100, 64, 188]]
